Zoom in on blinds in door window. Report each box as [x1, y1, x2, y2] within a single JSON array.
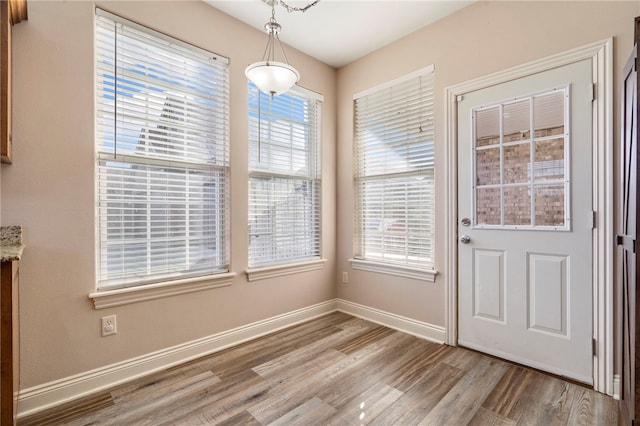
[[248, 83, 323, 268], [354, 67, 435, 270], [95, 9, 230, 289]]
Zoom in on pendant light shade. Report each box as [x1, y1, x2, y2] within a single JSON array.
[[245, 3, 303, 96], [245, 61, 299, 97]]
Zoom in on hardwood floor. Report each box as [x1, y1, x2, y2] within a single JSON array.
[[19, 312, 618, 425]]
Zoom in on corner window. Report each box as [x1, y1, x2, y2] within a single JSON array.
[[95, 9, 230, 290], [353, 67, 435, 273], [248, 83, 322, 268]]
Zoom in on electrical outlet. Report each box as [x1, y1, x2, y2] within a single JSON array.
[[101, 315, 117, 337], [342, 271, 349, 284]]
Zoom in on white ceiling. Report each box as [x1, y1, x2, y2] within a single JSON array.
[[204, 0, 473, 68]]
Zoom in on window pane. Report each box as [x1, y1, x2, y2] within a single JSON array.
[[535, 185, 565, 226], [98, 161, 226, 283], [475, 106, 500, 147], [476, 148, 501, 186], [534, 91, 565, 138], [534, 138, 565, 181], [503, 100, 530, 142], [504, 185, 531, 226], [504, 143, 530, 184], [249, 177, 320, 267], [476, 187, 501, 225], [358, 174, 433, 265]]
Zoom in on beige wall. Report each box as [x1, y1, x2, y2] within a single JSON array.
[[336, 1, 640, 326], [2, 0, 336, 389]]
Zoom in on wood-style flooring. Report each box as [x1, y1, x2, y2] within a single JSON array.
[[19, 312, 618, 425]]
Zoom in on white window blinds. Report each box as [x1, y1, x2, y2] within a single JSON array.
[[95, 9, 230, 289], [353, 67, 435, 270], [248, 83, 322, 268]]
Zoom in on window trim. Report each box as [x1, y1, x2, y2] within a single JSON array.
[[349, 258, 437, 282], [89, 272, 237, 309], [245, 258, 327, 282]]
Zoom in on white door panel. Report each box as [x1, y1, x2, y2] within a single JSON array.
[[458, 59, 593, 384]]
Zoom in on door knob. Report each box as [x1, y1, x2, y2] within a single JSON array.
[[460, 235, 471, 244]]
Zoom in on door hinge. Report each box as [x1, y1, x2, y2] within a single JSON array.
[[591, 210, 596, 229], [457, 95, 464, 102], [592, 338, 597, 356], [589, 83, 595, 102]]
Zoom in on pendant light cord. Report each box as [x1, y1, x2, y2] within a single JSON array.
[[279, 0, 320, 13]]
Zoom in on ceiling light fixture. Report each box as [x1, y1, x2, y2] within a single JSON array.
[[245, 0, 320, 97]]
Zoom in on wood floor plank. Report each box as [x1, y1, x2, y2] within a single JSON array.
[[265, 348, 348, 392], [326, 381, 404, 425], [515, 374, 585, 425], [17, 392, 114, 426], [268, 396, 337, 426], [68, 371, 221, 426], [334, 316, 380, 332], [575, 386, 619, 424], [418, 356, 509, 425], [213, 410, 261, 426], [314, 332, 416, 409], [384, 340, 455, 392], [111, 368, 221, 406], [481, 364, 545, 423], [369, 361, 465, 425], [247, 331, 410, 424], [150, 369, 271, 425], [252, 324, 373, 378], [210, 324, 342, 380], [332, 325, 396, 355], [468, 407, 517, 426]]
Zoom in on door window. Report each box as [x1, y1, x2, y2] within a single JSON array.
[[473, 88, 569, 230]]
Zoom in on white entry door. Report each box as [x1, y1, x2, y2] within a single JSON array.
[[457, 59, 594, 384]]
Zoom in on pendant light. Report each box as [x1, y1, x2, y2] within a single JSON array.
[[245, 0, 319, 96]]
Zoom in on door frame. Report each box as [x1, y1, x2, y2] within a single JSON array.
[[444, 38, 614, 394]]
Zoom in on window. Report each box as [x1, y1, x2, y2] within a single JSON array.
[[473, 88, 569, 229], [248, 83, 322, 269], [95, 9, 230, 290], [352, 66, 435, 277]]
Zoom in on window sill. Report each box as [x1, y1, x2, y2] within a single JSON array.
[[246, 259, 327, 282], [348, 259, 437, 282], [89, 272, 237, 309]]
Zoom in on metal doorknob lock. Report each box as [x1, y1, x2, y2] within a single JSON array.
[[460, 235, 471, 244]]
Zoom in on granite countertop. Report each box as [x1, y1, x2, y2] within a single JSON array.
[[1, 226, 24, 262]]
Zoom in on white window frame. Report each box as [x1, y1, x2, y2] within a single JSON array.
[[350, 66, 437, 282], [90, 9, 233, 308]]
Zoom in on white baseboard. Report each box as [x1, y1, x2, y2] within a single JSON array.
[[613, 374, 621, 400], [18, 298, 446, 418], [336, 299, 446, 344], [18, 299, 338, 418]]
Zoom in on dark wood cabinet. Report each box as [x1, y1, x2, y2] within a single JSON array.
[[1, 0, 27, 164], [0, 260, 19, 425], [619, 16, 640, 426]]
